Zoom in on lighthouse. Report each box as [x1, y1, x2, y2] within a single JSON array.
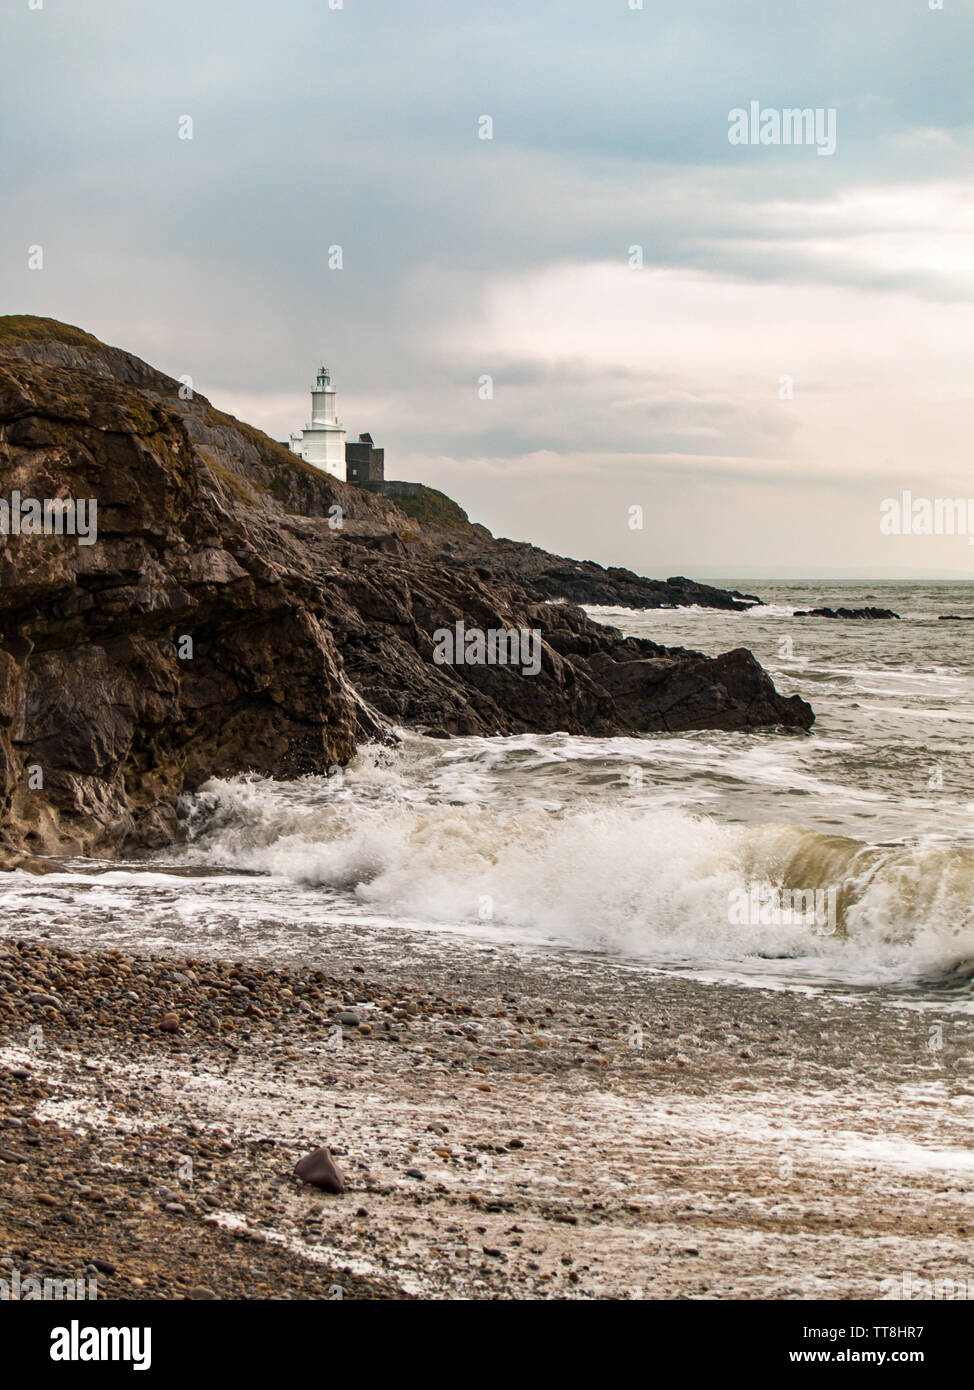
[[289, 366, 346, 479]]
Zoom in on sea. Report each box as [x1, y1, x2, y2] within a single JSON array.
[[3, 581, 973, 997]]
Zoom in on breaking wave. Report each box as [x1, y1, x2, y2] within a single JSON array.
[[177, 755, 974, 978]]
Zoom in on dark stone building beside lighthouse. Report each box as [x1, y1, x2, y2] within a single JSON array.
[[344, 432, 385, 485]]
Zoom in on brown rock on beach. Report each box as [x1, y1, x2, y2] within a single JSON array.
[[294, 1147, 346, 1194]]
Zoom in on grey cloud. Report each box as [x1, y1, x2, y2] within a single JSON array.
[[2, 0, 972, 573]]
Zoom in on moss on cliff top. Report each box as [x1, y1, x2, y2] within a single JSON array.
[[393, 487, 472, 531], [0, 316, 104, 349]]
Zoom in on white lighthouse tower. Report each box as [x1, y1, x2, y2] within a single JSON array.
[[289, 366, 346, 480]]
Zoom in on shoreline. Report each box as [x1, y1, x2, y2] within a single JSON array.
[[2, 934, 974, 1300]]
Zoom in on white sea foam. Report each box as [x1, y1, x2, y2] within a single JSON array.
[[170, 751, 974, 978], [3, 584, 971, 989]]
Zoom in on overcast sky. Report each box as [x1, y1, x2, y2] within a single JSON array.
[[3, 0, 974, 577]]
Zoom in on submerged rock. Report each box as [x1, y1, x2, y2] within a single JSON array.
[[793, 606, 900, 620]]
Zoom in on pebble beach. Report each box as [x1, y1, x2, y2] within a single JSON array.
[[3, 934, 973, 1301]]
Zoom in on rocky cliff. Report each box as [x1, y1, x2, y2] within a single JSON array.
[[0, 317, 813, 862]]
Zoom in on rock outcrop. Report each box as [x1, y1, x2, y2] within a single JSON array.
[[793, 607, 900, 620], [424, 521, 762, 610], [0, 317, 813, 861]]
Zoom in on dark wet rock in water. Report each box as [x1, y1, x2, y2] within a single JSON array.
[[939, 615, 974, 621], [793, 606, 900, 620], [294, 1147, 346, 1194], [0, 316, 814, 862]]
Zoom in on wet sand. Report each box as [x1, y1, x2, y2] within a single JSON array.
[[2, 934, 973, 1300]]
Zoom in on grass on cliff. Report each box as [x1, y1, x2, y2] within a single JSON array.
[[197, 449, 260, 506], [0, 316, 104, 349], [393, 487, 472, 531]]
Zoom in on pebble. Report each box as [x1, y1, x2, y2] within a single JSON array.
[[294, 1147, 346, 1194]]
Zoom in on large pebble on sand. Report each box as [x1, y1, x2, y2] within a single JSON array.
[[294, 1147, 346, 1193]]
